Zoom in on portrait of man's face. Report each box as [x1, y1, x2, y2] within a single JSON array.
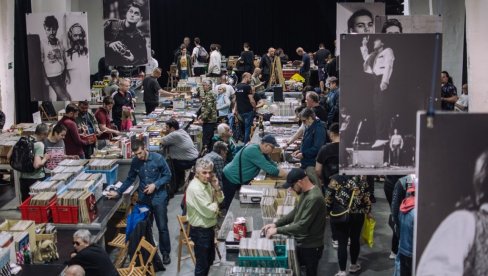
[[44, 26, 58, 39], [351, 15, 373, 33], [126, 6, 142, 24], [385, 25, 401, 34]]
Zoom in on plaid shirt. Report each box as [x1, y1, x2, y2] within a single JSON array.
[[203, 151, 225, 188]]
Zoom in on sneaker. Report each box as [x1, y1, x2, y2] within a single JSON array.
[[335, 271, 347, 276], [389, 252, 397, 260], [349, 264, 361, 273], [332, 240, 339, 248], [163, 253, 171, 265]]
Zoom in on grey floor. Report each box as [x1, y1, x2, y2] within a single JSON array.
[[154, 183, 395, 275]]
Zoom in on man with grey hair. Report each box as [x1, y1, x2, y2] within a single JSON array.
[[186, 158, 224, 276], [305, 91, 328, 123], [65, 264, 85, 276], [212, 123, 237, 162], [12, 123, 51, 202], [69, 229, 117, 276], [296, 47, 311, 86], [204, 141, 228, 187]]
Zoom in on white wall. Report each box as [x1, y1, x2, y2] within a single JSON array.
[[465, 1, 488, 112], [0, 0, 16, 129], [77, 0, 104, 74]]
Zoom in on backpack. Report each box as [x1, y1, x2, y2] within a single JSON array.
[[197, 46, 209, 63], [10, 136, 36, 173]]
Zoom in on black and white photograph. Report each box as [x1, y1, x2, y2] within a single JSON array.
[[375, 15, 443, 34], [415, 113, 488, 275], [339, 34, 441, 175], [26, 12, 90, 101], [103, 0, 151, 66], [336, 2, 385, 56]]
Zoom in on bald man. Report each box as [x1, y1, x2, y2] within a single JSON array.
[[142, 68, 178, 114], [65, 265, 85, 276], [296, 47, 311, 86], [259, 47, 275, 88]]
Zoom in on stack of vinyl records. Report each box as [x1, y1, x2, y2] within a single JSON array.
[[287, 238, 299, 276], [57, 191, 97, 224], [29, 192, 56, 206], [227, 267, 293, 276], [67, 180, 98, 192], [50, 173, 75, 185], [261, 197, 276, 219], [238, 237, 276, 257], [58, 159, 89, 166], [75, 172, 102, 182], [87, 159, 117, 170], [29, 180, 62, 194], [276, 205, 294, 218]]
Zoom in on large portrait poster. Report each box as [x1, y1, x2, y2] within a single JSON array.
[[103, 0, 151, 66], [375, 15, 442, 34], [26, 12, 90, 101], [339, 34, 441, 175], [336, 2, 385, 56], [415, 113, 488, 275]]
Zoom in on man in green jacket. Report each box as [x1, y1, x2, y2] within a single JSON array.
[[222, 134, 287, 210], [263, 168, 326, 276]]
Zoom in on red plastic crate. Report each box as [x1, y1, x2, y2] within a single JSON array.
[[52, 205, 79, 224], [19, 196, 56, 223]]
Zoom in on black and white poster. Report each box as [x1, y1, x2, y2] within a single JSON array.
[[103, 0, 150, 66], [375, 15, 442, 34], [26, 12, 90, 101], [339, 34, 441, 175], [336, 2, 385, 56], [415, 113, 488, 275]]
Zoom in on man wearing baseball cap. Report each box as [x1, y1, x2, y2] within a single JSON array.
[[222, 134, 288, 210], [262, 168, 326, 276]]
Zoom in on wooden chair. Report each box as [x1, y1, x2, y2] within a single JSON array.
[[108, 232, 128, 268], [117, 236, 158, 276], [166, 64, 178, 88], [39, 102, 57, 121], [177, 215, 196, 272]]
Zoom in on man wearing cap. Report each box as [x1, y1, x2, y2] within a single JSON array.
[[222, 134, 288, 210], [262, 168, 326, 276]]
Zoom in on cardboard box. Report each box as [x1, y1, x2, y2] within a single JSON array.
[[0, 220, 36, 251]]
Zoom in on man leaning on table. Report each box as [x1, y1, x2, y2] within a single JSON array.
[[106, 139, 173, 265], [186, 158, 224, 276], [262, 168, 326, 276]]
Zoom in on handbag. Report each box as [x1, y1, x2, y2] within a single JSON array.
[[330, 191, 355, 223]]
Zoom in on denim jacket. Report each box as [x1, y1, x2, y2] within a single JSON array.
[[398, 207, 415, 257], [118, 152, 172, 202], [300, 119, 326, 168]]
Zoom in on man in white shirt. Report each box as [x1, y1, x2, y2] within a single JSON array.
[[191, 37, 207, 76], [207, 44, 222, 77], [455, 83, 469, 112], [361, 36, 395, 149], [145, 49, 158, 75]]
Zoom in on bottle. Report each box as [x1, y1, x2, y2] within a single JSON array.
[[258, 117, 264, 137]]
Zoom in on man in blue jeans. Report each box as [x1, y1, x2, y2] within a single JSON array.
[[106, 140, 172, 265], [234, 72, 256, 143]]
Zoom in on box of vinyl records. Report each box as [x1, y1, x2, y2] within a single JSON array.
[[0, 220, 36, 251]]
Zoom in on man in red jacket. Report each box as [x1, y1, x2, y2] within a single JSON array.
[[58, 103, 92, 158]]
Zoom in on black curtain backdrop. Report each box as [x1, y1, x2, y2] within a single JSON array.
[[14, 0, 38, 123], [149, 0, 338, 82]]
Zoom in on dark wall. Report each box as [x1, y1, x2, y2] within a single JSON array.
[[149, 0, 337, 79]]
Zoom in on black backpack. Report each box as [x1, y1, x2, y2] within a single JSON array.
[[197, 46, 209, 63], [10, 136, 36, 173]]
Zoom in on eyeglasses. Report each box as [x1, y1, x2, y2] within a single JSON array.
[[73, 241, 80, 246]]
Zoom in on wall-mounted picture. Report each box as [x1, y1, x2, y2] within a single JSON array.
[[103, 0, 151, 66], [339, 34, 441, 175], [26, 12, 90, 101], [336, 2, 385, 56], [415, 112, 488, 275], [375, 15, 442, 34]]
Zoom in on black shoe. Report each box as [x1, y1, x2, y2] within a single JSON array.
[[370, 194, 377, 203], [163, 253, 171, 265]]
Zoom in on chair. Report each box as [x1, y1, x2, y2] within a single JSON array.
[[166, 64, 178, 88], [39, 101, 57, 121], [117, 236, 158, 276], [177, 215, 196, 272]]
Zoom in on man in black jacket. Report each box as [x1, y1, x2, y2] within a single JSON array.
[[69, 229, 118, 276]]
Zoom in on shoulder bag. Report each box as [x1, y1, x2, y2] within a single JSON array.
[[330, 191, 355, 223]]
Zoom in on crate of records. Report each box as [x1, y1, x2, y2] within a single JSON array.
[[19, 192, 57, 223], [86, 159, 118, 186], [53, 190, 98, 224]]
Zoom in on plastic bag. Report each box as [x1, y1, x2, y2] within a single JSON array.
[[361, 215, 376, 248], [290, 73, 305, 83]]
